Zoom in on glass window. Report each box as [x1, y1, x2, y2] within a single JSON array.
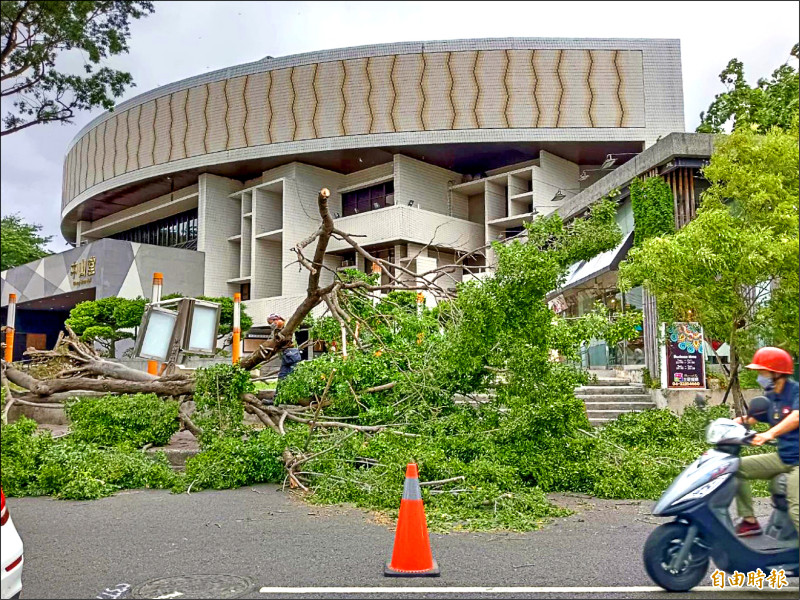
[[357, 189, 370, 213], [342, 181, 394, 216]]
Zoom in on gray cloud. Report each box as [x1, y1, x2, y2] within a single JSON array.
[[2, 0, 798, 252]]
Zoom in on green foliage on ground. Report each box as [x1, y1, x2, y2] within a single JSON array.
[[179, 430, 286, 492], [65, 394, 180, 447], [0, 417, 178, 500], [192, 363, 254, 443]]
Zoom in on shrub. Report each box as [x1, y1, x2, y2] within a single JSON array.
[[181, 430, 286, 491], [36, 440, 178, 500], [1, 417, 177, 500], [193, 364, 254, 443], [0, 417, 55, 496], [66, 394, 180, 447]]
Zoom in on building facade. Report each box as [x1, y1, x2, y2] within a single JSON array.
[[3, 37, 685, 352]]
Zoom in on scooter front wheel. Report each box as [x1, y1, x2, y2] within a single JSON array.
[[643, 522, 709, 592]]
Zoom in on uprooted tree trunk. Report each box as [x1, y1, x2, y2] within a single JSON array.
[[1, 187, 479, 447]]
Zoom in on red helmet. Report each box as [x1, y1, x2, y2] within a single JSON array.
[[745, 347, 795, 374]]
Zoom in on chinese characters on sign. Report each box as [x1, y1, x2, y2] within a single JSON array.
[[70, 256, 96, 286], [711, 568, 789, 590], [666, 322, 705, 389]]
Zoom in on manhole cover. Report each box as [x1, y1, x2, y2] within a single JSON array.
[[132, 574, 253, 599]]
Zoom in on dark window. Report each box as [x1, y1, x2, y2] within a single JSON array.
[[505, 226, 524, 239], [342, 181, 394, 217], [240, 283, 251, 301], [111, 208, 199, 249]]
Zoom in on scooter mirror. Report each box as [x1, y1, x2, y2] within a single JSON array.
[[747, 396, 770, 421]]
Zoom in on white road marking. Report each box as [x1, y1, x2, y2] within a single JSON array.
[[258, 586, 799, 594], [153, 593, 184, 599]]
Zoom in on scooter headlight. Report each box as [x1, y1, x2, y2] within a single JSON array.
[[671, 473, 730, 506]]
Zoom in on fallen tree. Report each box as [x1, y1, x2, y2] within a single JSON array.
[[2, 188, 665, 530]]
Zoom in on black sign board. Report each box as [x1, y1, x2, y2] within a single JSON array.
[[666, 322, 706, 389]]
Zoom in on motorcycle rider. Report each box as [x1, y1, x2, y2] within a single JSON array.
[[732, 347, 799, 537]]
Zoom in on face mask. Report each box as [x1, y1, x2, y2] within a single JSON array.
[[757, 374, 774, 390]]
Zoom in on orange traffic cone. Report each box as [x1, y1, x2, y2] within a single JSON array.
[[384, 463, 440, 577]]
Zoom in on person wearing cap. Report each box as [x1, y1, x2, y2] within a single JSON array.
[[732, 346, 798, 537]]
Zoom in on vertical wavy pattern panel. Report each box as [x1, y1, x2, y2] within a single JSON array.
[[269, 68, 295, 143], [125, 104, 141, 172], [532, 50, 561, 128], [616, 50, 645, 127], [475, 50, 508, 128], [291, 64, 317, 141], [226, 76, 248, 149], [506, 49, 536, 128], [184, 86, 207, 157], [114, 110, 129, 176], [342, 58, 371, 136], [93, 122, 106, 186], [244, 71, 269, 147], [393, 53, 424, 132], [103, 115, 117, 181], [366, 55, 395, 133], [421, 52, 454, 131], [169, 90, 188, 161], [312, 61, 345, 138], [449, 50, 479, 129], [205, 80, 229, 153], [589, 50, 621, 127], [558, 50, 592, 128], [153, 95, 172, 164], [136, 100, 157, 168]]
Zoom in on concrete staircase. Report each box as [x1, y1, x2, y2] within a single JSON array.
[[575, 377, 655, 427]]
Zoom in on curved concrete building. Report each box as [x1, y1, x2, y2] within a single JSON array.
[[4, 38, 684, 352]]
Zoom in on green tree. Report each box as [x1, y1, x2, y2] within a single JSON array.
[[697, 44, 799, 134], [65, 296, 145, 358], [620, 122, 799, 414], [1, 1, 154, 136], [1, 213, 51, 269]]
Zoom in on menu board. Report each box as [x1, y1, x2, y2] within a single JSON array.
[[666, 322, 706, 389]]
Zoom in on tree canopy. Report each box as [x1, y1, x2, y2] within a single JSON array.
[[621, 119, 799, 413], [697, 44, 799, 134], [1, 213, 52, 270], [1, 1, 154, 136]]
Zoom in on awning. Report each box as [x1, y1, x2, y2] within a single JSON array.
[[550, 231, 634, 297]]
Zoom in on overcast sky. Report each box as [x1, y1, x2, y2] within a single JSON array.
[[1, 1, 798, 253]]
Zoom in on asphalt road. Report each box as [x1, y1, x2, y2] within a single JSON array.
[[6, 487, 798, 599]]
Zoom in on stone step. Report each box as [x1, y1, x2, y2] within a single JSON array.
[[583, 401, 655, 411], [576, 385, 646, 395], [586, 410, 648, 425], [592, 378, 634, 387], [578, 394, 653, 405]]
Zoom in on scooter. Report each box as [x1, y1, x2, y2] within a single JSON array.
[[642, 397, 799, 592]]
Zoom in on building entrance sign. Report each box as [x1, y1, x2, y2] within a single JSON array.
[[70, 256, 96, 286], [665, 322, 706, 389]]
